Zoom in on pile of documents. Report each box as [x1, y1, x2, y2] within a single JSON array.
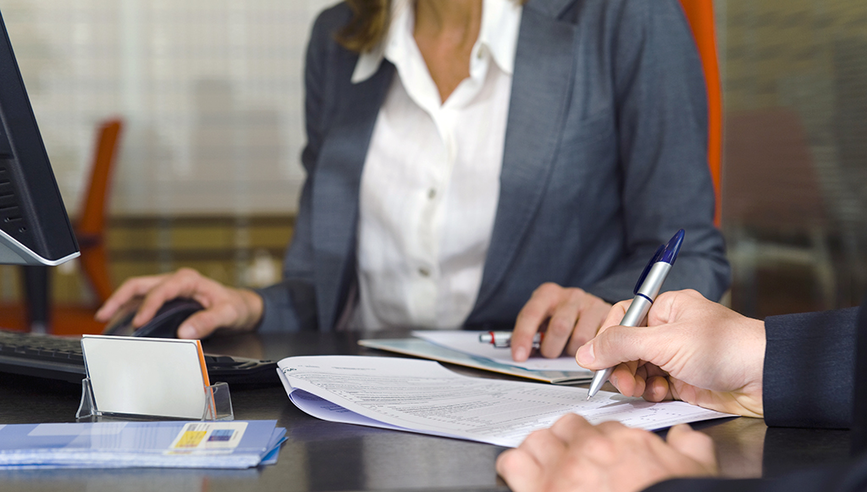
[[360, 330, 593, 383], [278, 356, 733, 448], [0, 420, 285, 469]]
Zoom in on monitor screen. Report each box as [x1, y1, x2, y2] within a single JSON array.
[[0, 11, 79, 266]]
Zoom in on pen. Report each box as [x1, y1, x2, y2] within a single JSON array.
[[586, 229, 685, 399], [478, 331, 542, 349]]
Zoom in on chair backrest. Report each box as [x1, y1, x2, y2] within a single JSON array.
[[723, 108, 827, 230], [77, 118, 123, 238], [679, 0, 723, 226]]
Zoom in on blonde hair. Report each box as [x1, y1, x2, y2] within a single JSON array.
[[336, 0, 529, 53], [336, 0, 391, 53]]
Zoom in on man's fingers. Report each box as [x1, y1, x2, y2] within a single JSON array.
[[498, 423, 571, 492], [644, 375, 672, 402], [518, 428, 568, 469], [496, 449, 543, 492], [607, 363, 641, 397], [666, 424, 718, 474], [549, 413, 595, 444]]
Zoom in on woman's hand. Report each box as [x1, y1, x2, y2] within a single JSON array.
[[511, 283, 611, 361], [95, 268, 264, 339]]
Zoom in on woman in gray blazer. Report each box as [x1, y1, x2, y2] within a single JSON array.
[[97, 0, 729, 361]]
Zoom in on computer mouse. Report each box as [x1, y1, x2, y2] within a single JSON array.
[[103, 298, 204, 338]]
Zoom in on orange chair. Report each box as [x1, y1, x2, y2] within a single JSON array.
[[25, 118, 123, 332], [75, 118, 123, 303], [679, 0, 723, 226]]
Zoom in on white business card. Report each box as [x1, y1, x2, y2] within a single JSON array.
[[81, 335, 210, 419]]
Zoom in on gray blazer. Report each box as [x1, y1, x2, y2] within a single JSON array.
[[256, 0, 731, 332]]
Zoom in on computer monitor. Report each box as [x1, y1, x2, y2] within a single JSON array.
[[0, 11, 79, 266]]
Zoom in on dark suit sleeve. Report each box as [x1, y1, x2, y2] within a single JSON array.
[[584, 0, 730, 304], [255, 6, 350, 332], [645, 457, 867, 492], [763, 307, 859, 428]]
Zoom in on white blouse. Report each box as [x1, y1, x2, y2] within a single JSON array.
[[349, 0, 522, 329]]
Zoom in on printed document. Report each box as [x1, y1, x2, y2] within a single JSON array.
[[278, 356, 733, 447]]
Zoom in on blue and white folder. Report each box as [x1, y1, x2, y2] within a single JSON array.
[[0, 420, 286, 469]]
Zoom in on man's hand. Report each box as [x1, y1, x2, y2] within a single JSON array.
[[496, 413, 718, 492], [511, 283, 611, 361], [576, 289, 765, 417], [95, 268, 264, 339]]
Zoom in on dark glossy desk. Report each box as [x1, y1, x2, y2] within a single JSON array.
[[0, 330, 852, 491]]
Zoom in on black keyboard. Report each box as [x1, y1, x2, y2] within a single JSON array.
[[0, 329, 279, 386]]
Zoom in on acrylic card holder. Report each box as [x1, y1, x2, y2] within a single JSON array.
[[76, 335, 233, 421]]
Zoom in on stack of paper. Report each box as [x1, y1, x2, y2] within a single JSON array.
[[359, 330, 593, 383], [0, 420, 286, 469], [278, 356, 734, 448]]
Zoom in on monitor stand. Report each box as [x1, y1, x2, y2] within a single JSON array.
[[23, 266, 49, 333]]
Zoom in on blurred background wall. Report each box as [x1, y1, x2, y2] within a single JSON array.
[[0, 0, 865, 327], [0, 0, 331, 322], [719, 0, 867, 316]]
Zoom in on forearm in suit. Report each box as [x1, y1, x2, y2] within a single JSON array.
[[255, 8, 350, 332], [763, 307, 859, 429], [646, 458, 867, 492], [583, 0, 729, 304]]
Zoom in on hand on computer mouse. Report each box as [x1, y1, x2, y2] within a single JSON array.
[[95, 267, 264, 339]]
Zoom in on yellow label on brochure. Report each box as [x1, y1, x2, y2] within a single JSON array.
[[167, 422, 249, 454], [175, 431, 207, 448]]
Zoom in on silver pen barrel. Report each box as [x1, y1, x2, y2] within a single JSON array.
[[586, 294, 653, 398]]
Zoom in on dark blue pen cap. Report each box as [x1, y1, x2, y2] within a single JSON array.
[[660, 229, 685, 265], [633, 230, 685, 295]]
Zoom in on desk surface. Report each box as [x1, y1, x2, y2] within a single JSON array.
[[0, 330, 852, 491]]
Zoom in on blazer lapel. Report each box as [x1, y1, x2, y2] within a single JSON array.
[[312, 61, 395, 330], [474, 5, 577, 310]]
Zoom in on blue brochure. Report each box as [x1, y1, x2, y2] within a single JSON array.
[[0, 420, 285, 469]]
